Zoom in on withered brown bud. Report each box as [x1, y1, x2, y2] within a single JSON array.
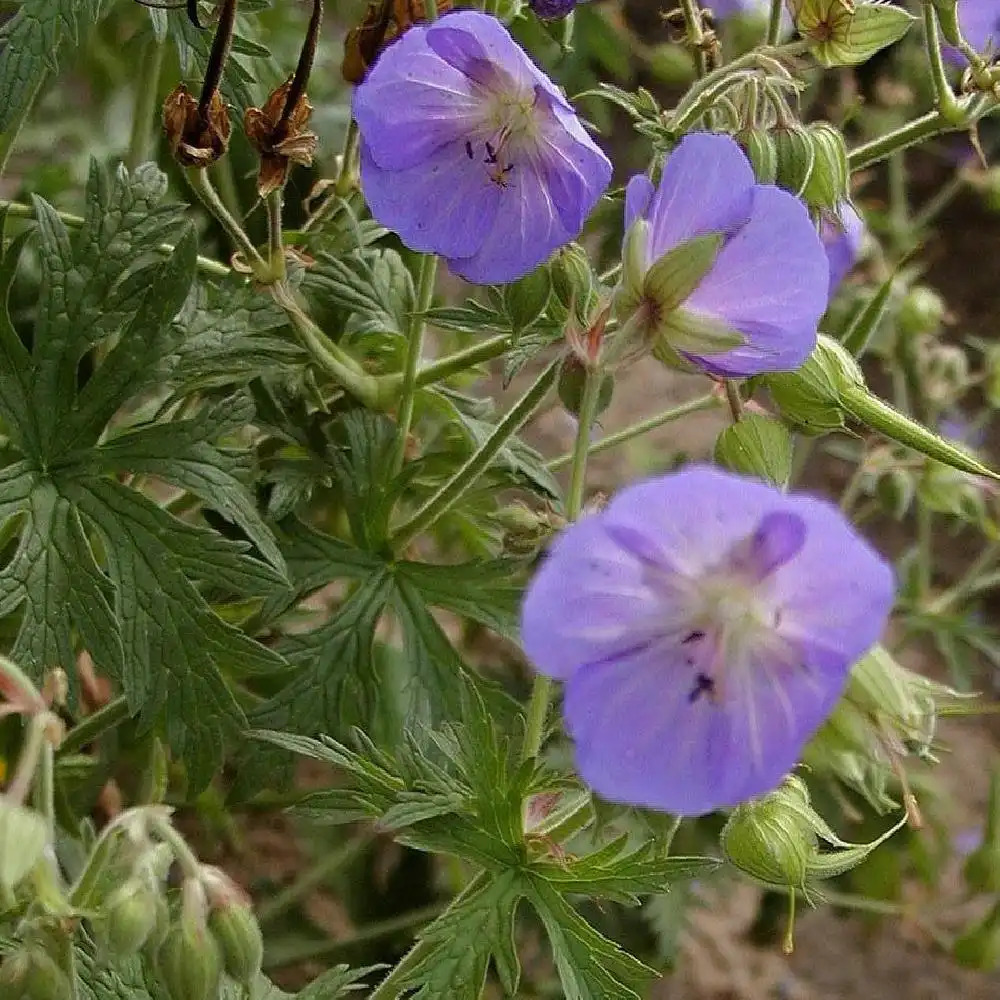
[[244, 79, 319, 198], [341, 0, 454, 84], [163, 85, 232, 168]]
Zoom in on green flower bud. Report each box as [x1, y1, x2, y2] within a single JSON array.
[[791, 0, 915, 66], [713, 413, 793, 488], [98, 879, 164, 957], [0, 800, 49, 890], [921, 343, 970, 406], [963, 768, 1000, 894], [0, 947, 70, 1000], [765, 335, 860, 435], [550, 242, 595, 323], [736, 127, 778, 184], [772, 123, 815, 198], [801, 122, 849, 210], [954, 903, 1000, 970], [557, 356, 614, 419], [874, 466, 915, 519], [721, 776, 818, 890], [208, 902, 264, 987], [919, 460, 988, 526], [897, 285, 946, 340], [617, 217, 651, 319], [156, 881, 223, 1000], [503, 266, 551, 336]]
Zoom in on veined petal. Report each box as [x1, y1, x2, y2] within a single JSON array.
[[683, 185, 828, 376], [353, 33, 481, 171], [360, 140, 500, 259], [520, 516, 666, 681], [645, 132, 756, 261], [624, 174, 654, 231], [769, 493, 896, 670]]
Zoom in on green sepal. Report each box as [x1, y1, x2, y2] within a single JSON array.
[[714, 413, 794, 488], [642, 233, 723, 313]]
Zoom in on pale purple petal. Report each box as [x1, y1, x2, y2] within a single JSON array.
[[683, 185, 828, 375], [736, 511, 808, 580], [352, 31, 479, 171], [821, 202, 865, 294], [360, 141, 500, 259], [645, 133, 756, 260], [624, 175, 654, 231], [520, 516, 664, 681], [946, 0, 1000, 63], [768, 493, 896, 670]]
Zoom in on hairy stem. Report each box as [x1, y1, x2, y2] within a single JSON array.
[[391, 360, 560, 549], [521, 365, 604, 764], [389, 255, 438, 475], [186, 168, 267, 271], [547, 393, 719, 470], [266, 189, 287, 282], [58, 695, 131, 756], [766, 0, 784, 45], [922, 2, 963, 123]]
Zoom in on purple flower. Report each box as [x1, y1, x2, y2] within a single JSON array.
[[530, 0, 582, 17], [618, 133, 829, 378], [520, 465, 895, 816], [352, 10, 612, 285], [945, 0, 1000, 62], [820, 202, 864, 294]]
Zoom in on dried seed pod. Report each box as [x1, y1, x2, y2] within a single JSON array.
[[162, 85, 231, 168]]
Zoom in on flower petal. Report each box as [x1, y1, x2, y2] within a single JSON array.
[[563, 636, 839, 815], [360, 139, 500, 259], [645, 132, 755, 260], [770, 493, 896, 670], [520, 516, 667, 681], [821, 201, 864, 294], [683, 185, 828, 376], [353, 28, 481, 171], [624, 174, 654, 231]]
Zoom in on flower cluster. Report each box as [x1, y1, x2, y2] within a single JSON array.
[[520, 467, 895, 816], [351, 9, 897, 818]]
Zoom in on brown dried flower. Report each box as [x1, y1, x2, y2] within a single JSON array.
[[244, 79, 319, 198], [162, 85, 232, 168]]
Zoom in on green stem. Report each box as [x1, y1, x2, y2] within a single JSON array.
[[266, 190, 287, 283], [521, 365, 604, 764], [928, 540, 1000, 613], [368, 873, 489, 1000], [34, 743, 56, 839], [887, 152, 909, 249], [547, 393, 719, 471], [724, 380, 744, 423], [258, 834, 371, 925], [389, 255, 438, 475], [0, 200, 231, 277], [766, 0, 784, 45], [58, 695, 131, 756], [922, 3, 963, 124], [916, 492, 934, 598], [848, 94, 996, 171], [150, 813, 203, 878], [678, 0, 709, 78], [7, 713, 49, 806], [264, 902, 444, 970], [271, 281, 382, 408], [186, 168, 267, 272], [126, 37, 165, 170], [415, 333, 511, 387], [391, 360, 560, 549]]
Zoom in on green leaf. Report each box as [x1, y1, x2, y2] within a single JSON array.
[[307, 249, 416, 339], [374, 871, 524, 999], [0, 164, 288, 787], [0, 0, 110, 133], [714, 413, 794, 488], [525, 875, 659, 1000]]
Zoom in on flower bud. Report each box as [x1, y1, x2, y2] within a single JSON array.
[[0, 799, 49, 890], [550, 243, 595, 323], [503, 267, 552, 335], [919, 460, 989, 527], [208, 900, 264, 988], [721, 776, 818, 889], [98, 878, 165, 957], [0, 947, 70, 1000], [772, 123, 815, 198], [713, 413, 793, 488], [921, 342, 970, 407], [874, 466, 915, 519], [963, 768, 1000, 893], [954, 902, 1000, 970], [736, 127, 778, 184], [897, 286, 946, 340], [557, 356, 614, 418], [791, 0, 915, 66], [801, 122, 849, 210], [766, 335, 861, 435], [156, 880, 223, 1000]]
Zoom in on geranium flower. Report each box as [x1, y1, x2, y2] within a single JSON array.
[[352, 10, 612, 284], [820, 202, 864, 294], [946, 0, 1000, 61], [617, 132, 829, 378], [520, 465, 894, 816]]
